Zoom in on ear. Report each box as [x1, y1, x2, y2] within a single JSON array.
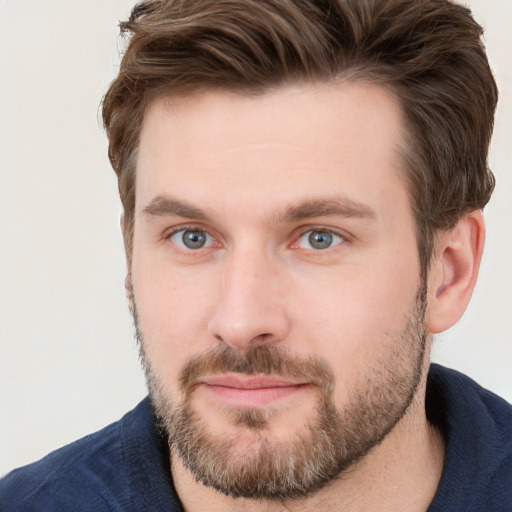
[[120, 211, 133, 266], [125, 271, 135, 315], [425, 210, 485, 334], [120, 212, 134, 313]]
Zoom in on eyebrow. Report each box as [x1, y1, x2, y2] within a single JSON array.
[[276, 196, 377, 223], [142, 194, 377, 223], [142, 196, 208, 220]]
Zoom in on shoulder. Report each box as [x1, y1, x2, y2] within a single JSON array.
[[427, 364, 512, 511], [427, 363, 512, 445], [0, 399, 154, 512]]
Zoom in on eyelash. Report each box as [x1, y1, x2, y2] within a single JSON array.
[[164, 225, 218, 250], [292, 226, 348, 251], [163, 225, 350, 253]]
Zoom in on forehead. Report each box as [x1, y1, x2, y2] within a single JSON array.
[[135, 81, 408, 219]]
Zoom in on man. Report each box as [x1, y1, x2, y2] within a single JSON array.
[[1, 0, 511, 510]]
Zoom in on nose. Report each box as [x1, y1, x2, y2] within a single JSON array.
[[207, 249, 290, 351]]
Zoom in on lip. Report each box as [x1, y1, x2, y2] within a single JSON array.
[[199, 374, 310, 407]]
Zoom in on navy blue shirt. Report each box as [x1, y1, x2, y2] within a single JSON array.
[[1, 364, 511, 511]]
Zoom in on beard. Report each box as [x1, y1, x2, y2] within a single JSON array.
[[130, 280, 428, 500]]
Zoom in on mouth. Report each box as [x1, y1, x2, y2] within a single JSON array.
[[198, 375, 311, 407]]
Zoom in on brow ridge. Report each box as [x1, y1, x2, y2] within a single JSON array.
[[277, 196, 377, 223], [142, 195, 208, 220], [142, 194, 377, 224]]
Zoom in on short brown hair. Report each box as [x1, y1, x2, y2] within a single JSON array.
[[102, 0, 497, 275]]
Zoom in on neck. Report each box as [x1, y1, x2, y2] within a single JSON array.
[[170, 378, 445, 512]]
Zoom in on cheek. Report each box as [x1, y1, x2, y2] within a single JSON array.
[[291, 259, 421, 383], [131, 257, 219, 385]]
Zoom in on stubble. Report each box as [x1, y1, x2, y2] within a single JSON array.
[[132, 284, 428, 500]]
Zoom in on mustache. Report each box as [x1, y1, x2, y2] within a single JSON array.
[[179, 344, 335, 396]]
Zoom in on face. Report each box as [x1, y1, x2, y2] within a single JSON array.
[[130, 82, 428, 499]]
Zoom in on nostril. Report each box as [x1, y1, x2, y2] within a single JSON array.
[[214, 332, 272, 345], [250, 333, 273, 345]]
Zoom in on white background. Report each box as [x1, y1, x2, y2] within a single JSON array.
[[1, 0, 511, 477]]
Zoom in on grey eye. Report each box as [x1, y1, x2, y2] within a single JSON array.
[[171, 229, 213, 250], [297, 230, 344, 250]]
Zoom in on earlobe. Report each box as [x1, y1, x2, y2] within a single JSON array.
[[425, 211, 485, 334]]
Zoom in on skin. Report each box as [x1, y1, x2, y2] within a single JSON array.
[[128, 82, 484, 511]]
